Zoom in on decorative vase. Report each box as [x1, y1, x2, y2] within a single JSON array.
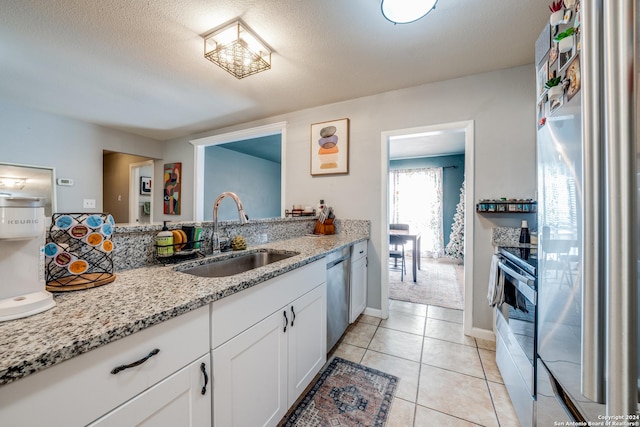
[[550, 9, 565, 26], [558, 35, 574, 53], [548, 85, 564, 101]]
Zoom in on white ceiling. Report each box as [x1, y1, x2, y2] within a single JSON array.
[[389, 128, 465, 159], [0, 0, 549, 141]]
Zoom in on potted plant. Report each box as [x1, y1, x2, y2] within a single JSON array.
[[545, 76, 564, 100], [555, 27, 576, 53], [549, 0, 565, 26]]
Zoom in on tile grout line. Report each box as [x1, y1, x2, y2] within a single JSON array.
[[411, 305, 428, 427], [476, 344, 502, 427]]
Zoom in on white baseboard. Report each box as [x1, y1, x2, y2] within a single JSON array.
[[467, 326, 495, 342]]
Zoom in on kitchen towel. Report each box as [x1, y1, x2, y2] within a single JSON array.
[[487, 254, 505, 307]]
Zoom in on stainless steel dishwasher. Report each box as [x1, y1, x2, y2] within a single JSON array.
[[326, 247, 350, 352]]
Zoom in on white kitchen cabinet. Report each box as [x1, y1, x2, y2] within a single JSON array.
[[286, 284, 327, 402], [88, 354, 211, 427], [350, 240, 368, 323], [213, 307, 289, 427], [0, 305, 210, 427], [211, 260, 327, 427]]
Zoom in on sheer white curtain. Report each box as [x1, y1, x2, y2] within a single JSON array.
[[390, 167, 444, 258]]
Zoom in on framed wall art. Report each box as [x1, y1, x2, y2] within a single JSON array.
[[140, 176, 151, 195], [310, 118, 349, 176], [163, 162, 181, 215]]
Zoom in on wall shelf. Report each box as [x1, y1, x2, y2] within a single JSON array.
[[476, 199, 537, 214]]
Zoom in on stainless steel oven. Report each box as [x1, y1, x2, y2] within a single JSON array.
[[495, 246, 537, 427]]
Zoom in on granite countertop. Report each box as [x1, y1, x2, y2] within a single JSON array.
[[0, 233, 368, 386]]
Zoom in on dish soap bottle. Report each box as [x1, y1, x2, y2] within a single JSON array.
[[519, 220, 531, 244], [157, 221, 174, 256]]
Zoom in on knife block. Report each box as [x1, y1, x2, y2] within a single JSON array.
[[314, 219, 335, 235]]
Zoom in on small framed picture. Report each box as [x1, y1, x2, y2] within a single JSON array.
[[538, 61, 549, 98], [566, 54, 581, 102], [549, 45, 558, 66], [550, 93, 564, 113], [310, 118, 349, 175], [140, 176, 151, 194], [559, 47, 574, 71]]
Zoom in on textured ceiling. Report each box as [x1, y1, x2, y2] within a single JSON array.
[[0, 0, 550, 141]]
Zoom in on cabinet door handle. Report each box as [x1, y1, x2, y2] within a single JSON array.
[[283, 310, 288, 333], [200, 362, 209, 395], [291, 306, 296, 327], [110, 348, 160, 375]]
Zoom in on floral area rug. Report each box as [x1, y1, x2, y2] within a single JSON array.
[[389, 257, 464, 310], [279, 357, 398, 427]]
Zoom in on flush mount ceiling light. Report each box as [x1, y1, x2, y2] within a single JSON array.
[[204, 21, 271, 79], [381, 0, 438, 24], [0, 177, 26, 189]]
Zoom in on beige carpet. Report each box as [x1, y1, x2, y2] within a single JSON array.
[[388, 257, 464, 310]]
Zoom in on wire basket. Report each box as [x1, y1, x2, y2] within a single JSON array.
[[154, 239, 205, 264], [45, 213, 116, 291]]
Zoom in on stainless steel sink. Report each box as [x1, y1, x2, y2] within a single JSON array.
[[178, 250, 298, 277]]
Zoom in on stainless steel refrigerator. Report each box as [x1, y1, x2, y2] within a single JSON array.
[[536, 0, 638, 422]]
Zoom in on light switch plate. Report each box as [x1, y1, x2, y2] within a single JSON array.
[[83, 198, 96, 209]]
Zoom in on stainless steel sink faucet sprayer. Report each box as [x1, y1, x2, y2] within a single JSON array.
[[212, 192, 249, 253]]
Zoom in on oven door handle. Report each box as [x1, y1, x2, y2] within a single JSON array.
[[498, 261, 537, 304], [498, 261, 534, 286]]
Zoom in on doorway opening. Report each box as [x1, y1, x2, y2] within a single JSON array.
[[103, 151, 156, 224], [129, 160, 154, 224], [380, 121, 474, 333]]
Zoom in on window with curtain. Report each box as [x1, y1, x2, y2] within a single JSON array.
[[389, 167, 444, 258]]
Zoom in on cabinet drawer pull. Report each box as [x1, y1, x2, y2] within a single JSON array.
[[283, 310, 288, 333], [110, 348, 160, 375], [200, 362, 209, 395], [291, 306, 296, 327]]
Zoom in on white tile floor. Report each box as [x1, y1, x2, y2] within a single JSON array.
[[331, 300, 520, 427]]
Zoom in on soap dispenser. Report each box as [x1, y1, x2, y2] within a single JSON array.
[[157, 221, 174, 256]]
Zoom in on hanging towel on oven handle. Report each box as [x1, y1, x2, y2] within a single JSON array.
[[487, 254, 505, 307]]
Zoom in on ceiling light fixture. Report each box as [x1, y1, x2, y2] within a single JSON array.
[[381, 0, 438, 24], [0, 177, 27, 189], [204, 21, 271, 79]]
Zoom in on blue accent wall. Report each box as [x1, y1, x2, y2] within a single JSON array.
[[204, 145, 281, 221], [390, 154, 465, 247]]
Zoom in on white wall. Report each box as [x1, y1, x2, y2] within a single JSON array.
[[162, 64, 537, 333], [0, 101, 162, 212]]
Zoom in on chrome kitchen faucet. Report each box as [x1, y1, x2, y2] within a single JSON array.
[[212, 192, 248, 253]]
